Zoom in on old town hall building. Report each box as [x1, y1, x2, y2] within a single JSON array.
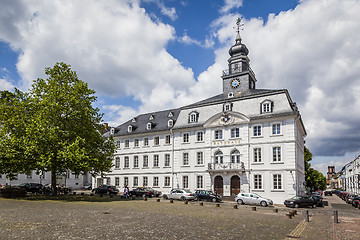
[[97, 22, 307, 204]]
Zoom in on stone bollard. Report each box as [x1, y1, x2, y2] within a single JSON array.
[[233, 204, 238, 209], [286, 213, 293, 219], [216, 203, 220, 207], [144, 197, 147, 201], [81, 192, 84, 196], [273, 208, 278, 213], [170, 199, 173, 203], [199, 202, 203, 206], [184, 200, 188, 204], [252, 206, 256, 211], [334, 210, 339, 223], [293, 210, 297, 215], [305, 210, 309, 222], [157, 199, 160, 202], [289, 211, 295, 217], [110, 194, 113, 198]]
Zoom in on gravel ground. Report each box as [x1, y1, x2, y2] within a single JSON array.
[[0, 194, 359, 239]]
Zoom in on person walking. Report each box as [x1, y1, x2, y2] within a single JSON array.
[[124, 185, 129, 198]]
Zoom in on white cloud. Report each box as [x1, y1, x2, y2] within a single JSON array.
[[143, 0, 177, 20], [0, 78, 15, 91], [220, 0, 243, 14], [102, 104, 138, 127]]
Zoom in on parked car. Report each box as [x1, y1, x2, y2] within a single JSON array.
[[81, 183, 92, 190], [128, 187, 161, 198], [92, 185, 119, 195], [351, 196, 360, 207], [284, 196, 317, 208], [18, 183, 43, 193], [345, 194, 358, 204], [42, 184, 72, 195], [162, 189, 195, 201], [235, 193, 273, 207], [194, 190, 221, 202], [324, 191, 332, 196], [311, 195, 324, 207]]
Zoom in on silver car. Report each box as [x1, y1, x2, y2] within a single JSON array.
[[235, 192, 273, 207], [163, 189, 195, 201]]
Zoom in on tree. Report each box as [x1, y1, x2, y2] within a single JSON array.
[[304, 146, 327, 191], [0, 62, 115, 194]]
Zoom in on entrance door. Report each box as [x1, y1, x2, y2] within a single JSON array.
[[230, 175, 240, 195], [214, 176, 223, 195]]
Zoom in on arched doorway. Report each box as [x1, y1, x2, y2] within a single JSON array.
[[214, 176, 223, 195], [230, 175, 240, 195]]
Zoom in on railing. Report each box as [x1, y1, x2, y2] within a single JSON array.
[[208, 162, 245, 172], [222, 67, 255, 77]]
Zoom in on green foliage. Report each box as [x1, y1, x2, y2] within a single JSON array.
[[304, 146, 327, 191], [0, 62, 115, 193], [0, 187, 27, 198]]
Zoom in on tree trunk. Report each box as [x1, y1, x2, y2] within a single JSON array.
[[51, 169, 57, 195]]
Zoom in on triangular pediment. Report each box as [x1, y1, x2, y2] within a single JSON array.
[[204, 112, 249, 127]]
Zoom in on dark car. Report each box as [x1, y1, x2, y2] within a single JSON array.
[[129, 187, 161, 198], [346, 194, 358, 204], [352, 197, 360, 208], [324, 191, 332, 196], [284, 196, 317, 208], [92, 185, 119, 195], [311, 195, 324, 207], [194, 190, 221, 202], [18, 183, 43, 193]]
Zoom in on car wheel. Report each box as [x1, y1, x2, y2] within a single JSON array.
[[237, 199, 244, 205], [180, 196, 186, 201], [260, 201, 267, 207], [294, 204, 299, 208], [312, 204, 317, 208], [194, 196, 199, 201], [212, 198, 217, 203], [163, 195, 168, 200]]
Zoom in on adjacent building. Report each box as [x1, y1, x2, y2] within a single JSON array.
[[96, 22, 307, 203], [339, 156, 360, 195]]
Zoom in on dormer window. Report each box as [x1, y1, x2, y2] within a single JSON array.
[[168, 112, 173, 117], [132, 118, 136, 123], [110, 128, 115, 135], [228, 92, 234, 98], [260, 100, 274, 114], [189, 111, 198, 123], [146, 122, 152, 130], [168, 119, 173, 127], [149, 115, 154, 120], [128, 125, 132, 133]]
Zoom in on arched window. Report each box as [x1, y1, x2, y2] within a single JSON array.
[[231, 150, 241, 163], [168, 119, 173, 127], [146, 122, 152, 130], [214, 151, 223, 164], [128, 125, 132, 133]]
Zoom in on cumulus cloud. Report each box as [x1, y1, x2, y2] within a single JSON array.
[[143, 0, 177, 20], [220, 0, 243, 13]]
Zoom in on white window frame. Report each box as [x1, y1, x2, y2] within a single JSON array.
[[164, 176, 170, 187], [165, 135, 171, 144], [124, 156, 129, 168], [214, 151, 223, 164], [133, 156, 139, 168], [115, 177, 120, 186], [183, 152, 189, 166], [168, 119, 173, 127], [143, 155, 148, 168], [253, 125, 262, 137], [146, 122, 152, 130], [273, 174, 283, 190], [183, 176, 189, 189], [231, 128, 240, 138], [153, 177, 159, 187], [115, 157, 120, 168], [272, 123, 281, 135], [189, 112, 198, 123], [196, 175, 203, 189], [196, 131, 204, 142], [134, 139, 139, 147], [197, 152, 204, 165], [115, 140, 121, 149], [165, 154, 171, 167], [253, 148, 262, 163], [128, 125, 132, 133], [215, 130, 223, 140], [154, 136, 160, 146], [143, 177, 148, 187], [124, 177, 129, 186], [231, 150, 241, 163], [143, 138, 149, 147], [153, 155, 159, 167], [253, 174, 263, 190], [125, 139, 130, 148], [272, 146, 282, 162], [183, 132, 190, 143], [133, 177, 138, 186]]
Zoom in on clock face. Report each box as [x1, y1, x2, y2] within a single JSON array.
[[231, 79, 240, 88]]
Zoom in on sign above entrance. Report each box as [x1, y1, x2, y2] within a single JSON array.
[[213, 140, 241, 146]]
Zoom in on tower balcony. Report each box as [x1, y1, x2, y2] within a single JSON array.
[[222, 67, 255, 77], [207, 162, 245, 173]]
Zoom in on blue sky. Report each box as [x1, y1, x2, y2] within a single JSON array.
[[1, 0, 360, 175]]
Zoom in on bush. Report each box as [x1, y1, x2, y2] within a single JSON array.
[[0, 187, 27, 198]]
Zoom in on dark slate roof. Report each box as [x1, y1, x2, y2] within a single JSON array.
[[183, 89, 283, 108], [113, 108, 181, 136]]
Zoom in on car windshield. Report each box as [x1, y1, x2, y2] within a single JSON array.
[[292, 196, 301, 200], [184, 189, 191, 193]]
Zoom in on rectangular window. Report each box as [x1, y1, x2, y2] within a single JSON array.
[[263, 103, 270, 113], [125, 140, 130, 148], [183, 153, 189, 165], [183, 133, 189, 143], [273, 174, 282, 189], [253, 148, 262, 163], [164, 176, 170, 187], [144, 138, 149, 146], [253, 126, 261, 136], [153, 177, 159, 187], [115, 140, 121, 148], [183, 176, 189, 188], [272, 123, 281, 135], [197, 176, 203, 189], [154, 136, 160, 146], [165, 154, 170, 167], [106, 178, 111, 185], [124, 156, 129, 168], [134, 177, 138, 186], [273, 147, 281, 162], [231, 128, 240, 138], [215, 130, 223, 140], [197, 152, 203, 165], [115, 157, 120, 168], [143, 177, 148, 186], [134, 156, 139, 168], [27, 172, 32, 179], [153, 155, 159, 167], [124, 177, 129, 186], [74, 174, 79, 179], [165, 135, 171, 144], [254, 175, 262, 189], [143, 155, 148, 167], [196, 131, 204, 142], [115, 177, 120, 186], [134, 139, 139, 147]]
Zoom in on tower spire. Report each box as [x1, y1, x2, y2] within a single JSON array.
[[234, 17, 244, 44]]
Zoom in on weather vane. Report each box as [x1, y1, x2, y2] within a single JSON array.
[[234, 17, 244, 35]]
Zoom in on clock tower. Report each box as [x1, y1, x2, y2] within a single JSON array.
[[222, 18, 256, 97]]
